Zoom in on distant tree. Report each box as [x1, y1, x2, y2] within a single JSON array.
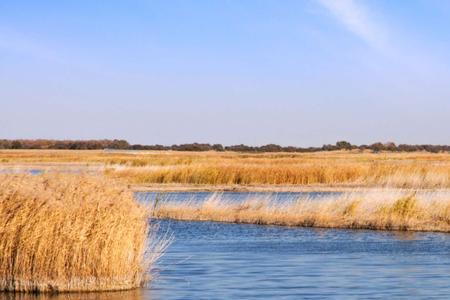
[[384, 142, 397, 152], [212, 144, 224, 151], [423, 145, 440, 153], [370, 142, 385, 153], [397, 144, 414, 152], [358, 144, 368, 151], [322, 144, 337, 151], [11, 141, 23, 149], [131, 144, 144, 150], [225, 144, 256, 152], [284, 146, 299, 152], [108, 139, 130, 150], [259, 144, 283, 152], [335, 141, 352, 150], [1, 139, 449, 153], [0, 140, 11, 149], [149, 144, 170, 150]]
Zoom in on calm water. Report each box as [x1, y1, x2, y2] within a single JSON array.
[[150, 220, 450, 299], [3, 192, 450, 299], [135, 191, 341, 204], [0, 169, 43, 175]]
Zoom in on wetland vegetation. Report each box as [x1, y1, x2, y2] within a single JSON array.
[[0, 174, 167, 292], [1, 149, 449, 189], [1, 148, 450, 297]]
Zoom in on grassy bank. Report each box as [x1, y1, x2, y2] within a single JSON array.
[[154, 191, 450, 232], [109, 162, 450, 189], [1, 150, 449, 189], [0, 174, 167, 293]]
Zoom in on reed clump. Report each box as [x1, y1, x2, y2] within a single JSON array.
[[154, 191, 450, 232], [0, 174, 161, 293]]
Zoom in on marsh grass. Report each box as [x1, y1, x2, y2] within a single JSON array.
[[0, 174, 167, 293], [153, 191, 450, 232], [108, 163, 450, 188], [2, 150, 450, 189]]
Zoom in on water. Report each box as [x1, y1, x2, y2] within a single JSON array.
[[0, 169, 43, 175], [151, 220, 450, 299], [3, 192, 450, 299], [135, 191, 341, 204]]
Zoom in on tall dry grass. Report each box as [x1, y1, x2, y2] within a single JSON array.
[[0, 174, 167, 293], [154, 191, 450, 232], [108, 162, 450, 189], [1, 150, 450, 189]]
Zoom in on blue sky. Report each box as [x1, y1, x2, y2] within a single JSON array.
[[1, 0, 449, 146]]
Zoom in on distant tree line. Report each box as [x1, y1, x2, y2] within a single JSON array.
[[0, 139, 449, 153], [0, 139, 130, 150]]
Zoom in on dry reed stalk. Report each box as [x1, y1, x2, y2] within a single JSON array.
[[0, 174, 166, 293], [154, 191, 450, 232]]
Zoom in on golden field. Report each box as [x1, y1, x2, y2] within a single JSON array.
[[154, 190, 450, 232], [0, 173, 167, 293], [1, 149, 449, 189]]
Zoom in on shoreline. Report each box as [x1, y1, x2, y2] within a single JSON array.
[[130, 183, 450, 193]]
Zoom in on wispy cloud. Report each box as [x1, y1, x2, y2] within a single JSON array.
[[315, 0, 449, 90], [316, 0, 389, 52]]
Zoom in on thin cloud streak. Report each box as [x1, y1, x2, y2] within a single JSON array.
[[316, 0, 389, 52], [316, 0, 450, 80]]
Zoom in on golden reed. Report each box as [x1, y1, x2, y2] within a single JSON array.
[[154, 191, 450, 232], [1, 150, 450, 189], [0, 174, 166, 293]]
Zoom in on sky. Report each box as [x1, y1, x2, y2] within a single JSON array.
[[1, 0, 449, 146]]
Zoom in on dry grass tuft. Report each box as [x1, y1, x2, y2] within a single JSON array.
[[0, 174, 166, 293], [154, 191, 450, 232]]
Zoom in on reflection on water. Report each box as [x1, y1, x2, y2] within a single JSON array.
[[0, 290, 150, 300], [135, 191, 341, 204]]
